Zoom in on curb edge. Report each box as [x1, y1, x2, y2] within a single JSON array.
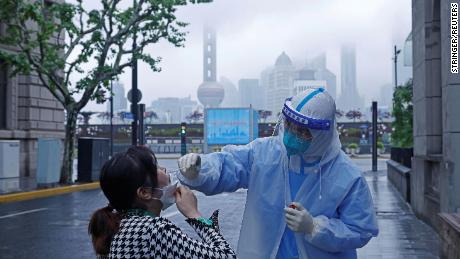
[[0, 182, 100, 204]]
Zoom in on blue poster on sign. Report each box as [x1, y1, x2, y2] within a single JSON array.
[[121, 112, 134, 120], [206, 108, 257, 145]]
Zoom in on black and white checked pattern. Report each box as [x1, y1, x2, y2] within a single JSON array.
[[109, 210, 236, 258]]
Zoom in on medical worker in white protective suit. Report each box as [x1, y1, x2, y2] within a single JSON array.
[[176, 88, 378, 259]]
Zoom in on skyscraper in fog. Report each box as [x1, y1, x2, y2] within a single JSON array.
[[266, 52, 295, 117], [306, 53, 337, 100], [219, 76, 239, 107], [197, 25, 225, 108], [337, 45, 364, 111], [239, 79, 263, 110], [260, 52, 337, 119], [107, 81, 127, 112], [150, 96, 198, 123], [259, 67, 272, 111]]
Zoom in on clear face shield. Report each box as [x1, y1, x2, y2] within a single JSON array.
[[273, 95, 332, 157], [282, 118, 314, 156]]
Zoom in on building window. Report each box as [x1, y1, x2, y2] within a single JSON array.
[[207, 57, 211, 64], [208, 45, 212, 52], [207, 70, 211, 78], [0, 60, 7, 129]]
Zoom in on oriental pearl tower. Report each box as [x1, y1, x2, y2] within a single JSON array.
[[197, 25, 225, 108]]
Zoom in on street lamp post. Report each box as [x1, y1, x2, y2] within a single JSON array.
[[110, 80, 114, 157], [372, 101, 378, 172], [131, 0, 139, 146], [393, 45, 401, 88]]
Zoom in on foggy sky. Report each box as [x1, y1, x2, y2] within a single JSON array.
[[80, 0, 412, 111]]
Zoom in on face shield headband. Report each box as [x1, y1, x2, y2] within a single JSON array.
[[282, 94, 331, 131]]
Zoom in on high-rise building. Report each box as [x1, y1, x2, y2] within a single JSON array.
[[219, 76, 239, 107], [292, 80, 328, 96], [292, 67, 327, 95], [337, 45, 364, 111], [259, 67, 272, 111], [261, 52, 337, 119], [378, 83, 394, 108], [150, 96, 198, 123], [197, 25, 224, 108], [309, 53, 327, 70], [266, 52, 295, 117], [295, 68, 316, 81], [238, 79, 263, 110], [306, 53, 337, 100], [106, 81, 127, 112]]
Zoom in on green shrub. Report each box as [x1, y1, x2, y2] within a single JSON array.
[[392, 79, 413, 148], [348, 143, 358, 149], [377, 141, 384, 149]]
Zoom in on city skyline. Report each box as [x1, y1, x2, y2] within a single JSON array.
[[78, 0, 412, 112]]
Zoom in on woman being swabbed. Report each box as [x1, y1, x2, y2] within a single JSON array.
[[88, 146, 236, 259]]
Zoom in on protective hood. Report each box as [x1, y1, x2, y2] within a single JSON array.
[[275, 88, 342, 167]]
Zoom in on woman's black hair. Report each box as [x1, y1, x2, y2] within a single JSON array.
[[99, 145, 158, 211], [88, 145, 158, 256]]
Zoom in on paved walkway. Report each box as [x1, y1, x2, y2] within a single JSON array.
[[0, 157, 442, 258], [357, 169, 440, 259]]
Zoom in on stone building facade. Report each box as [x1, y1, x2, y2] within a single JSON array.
[[0, 1, 65, 191], [412, 0, 460, 226], [412, 0, 460, 257]]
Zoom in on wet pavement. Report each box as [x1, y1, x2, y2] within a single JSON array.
[[0, 158, 246, 259], [0, 158, 440, 258], [355, 160, 440, 259]]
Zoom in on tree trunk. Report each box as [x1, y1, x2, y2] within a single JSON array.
[[60, 110, 78, 184]]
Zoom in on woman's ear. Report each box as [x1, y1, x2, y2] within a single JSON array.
[[136, 187, 151, 200]]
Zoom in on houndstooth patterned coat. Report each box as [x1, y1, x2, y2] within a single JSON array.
[[109, 210, 236, 258]]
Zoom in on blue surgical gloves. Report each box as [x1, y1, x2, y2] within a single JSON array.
[[284, 202, 315, 234], [178, 153, 201, 180]]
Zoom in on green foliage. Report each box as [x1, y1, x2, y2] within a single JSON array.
[[348, 143, 358, 149], [377, 141, 384, 149], [0, 0, 211, 183], [346, 128, 361, 138], [147, 127, 202, 137], [392, 79, 413, 148], [0, 0, 211, 110]]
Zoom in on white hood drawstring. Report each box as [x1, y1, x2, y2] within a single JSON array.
[[272, 114, 284, 137], [317, 151, 326, 200]]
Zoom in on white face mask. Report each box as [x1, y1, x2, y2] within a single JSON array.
[[152, 181, 178, 211]]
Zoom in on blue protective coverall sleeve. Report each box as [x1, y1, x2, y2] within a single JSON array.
[[305, 176, 379, 252], [180, 142, 254, 195]]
